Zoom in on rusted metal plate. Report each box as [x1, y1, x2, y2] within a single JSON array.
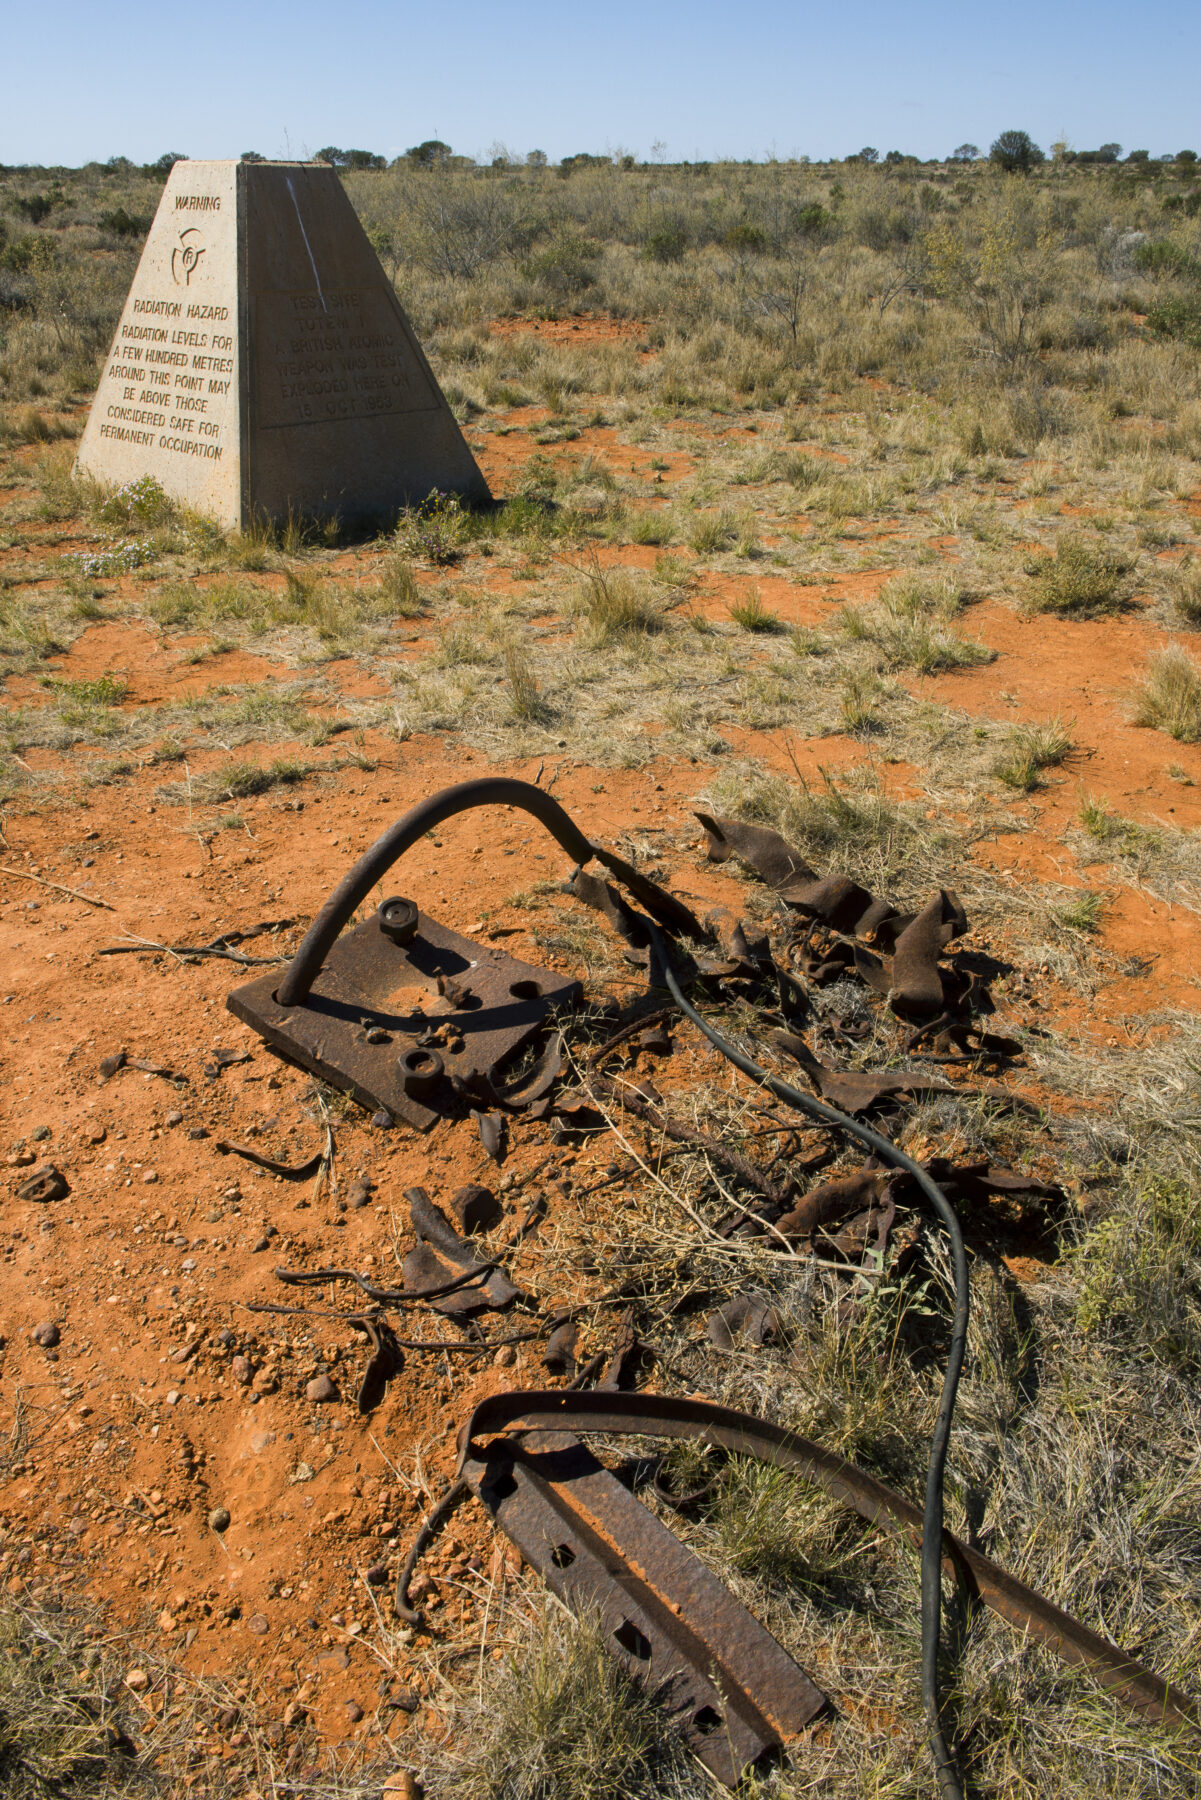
[[461, 1428, 827, 1786], [227, 901, 580, 1130]]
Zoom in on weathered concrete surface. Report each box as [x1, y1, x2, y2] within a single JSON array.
[[76, 160, 489, 531]]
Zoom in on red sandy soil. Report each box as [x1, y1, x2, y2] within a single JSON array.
[[3, 382, 1201, 1758]]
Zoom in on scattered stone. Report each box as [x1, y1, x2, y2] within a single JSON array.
[[99, 1051, 126, 1080], [306, 1374, 338, 1403], [345, 1700, 364, 1722], [86, 1124, 106, 1145], [208, 1507, 231, 1533], [142, 1169, 159, 1185], [165, 1390, 181, 1406], [16, 1165, 69, 1204], [31, 1125, 51, 1143], [365, 1562, 388, 1587], [8, 1149, 36, 1167], [370, 1110, 392, 1130], [31, 1322, 60, 1348], [215, 1328, 235, 1348], [246, 1614, 270, 1636], [188, 1127, 210, 1141], [251, 1236, 272, 1253], [217, 1705, 240, 1731], [289, 1462, 315, 1484], [493, 1345, 516, 1368], [124, 1667, 149, 1691], [166, 1110, 183, 1127], [282, 1700, 306, 1727], [448, 1184, 501, 1236], [252, 1370, 278, 1395], [383, 1773, 423, 1799]]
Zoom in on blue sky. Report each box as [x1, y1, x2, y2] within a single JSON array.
[[3, 0, 1198, 167]]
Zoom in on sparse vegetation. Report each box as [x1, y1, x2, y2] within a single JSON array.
[[1024, 535, 1137, 616], [992, 716, 1075, 789], [1133, 646, 1201, 741]]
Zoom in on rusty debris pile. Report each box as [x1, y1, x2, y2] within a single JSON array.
[[83, 779, 1201, 1790]]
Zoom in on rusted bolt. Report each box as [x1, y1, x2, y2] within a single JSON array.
[[377, 897, 419, 945], [398, 1046, 443, 1099]]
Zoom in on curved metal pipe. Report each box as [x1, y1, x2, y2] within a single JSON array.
[[275, 778, 595, 1008]]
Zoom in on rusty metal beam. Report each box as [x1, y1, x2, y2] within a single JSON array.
[[461, 1427, 826, 1786], [459, 1391, 1201, 1740]]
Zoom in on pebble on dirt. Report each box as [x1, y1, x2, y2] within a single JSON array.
[[208, 1507, 231, 1532], [31, 1321, 60, 1347], [231, 1355, 254, 1385], [306, 1374, 338, 1403]]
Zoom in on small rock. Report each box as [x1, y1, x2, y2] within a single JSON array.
[[217, 1705, 240, 1731], [306, 1374, 338, 1403], [9, 1149, 36, 1167], [246, 1614, 270, 1636], [231, 1356, 253, 1385], [365, 1562, 388, 1587], [493, 1345, 516, 1368], [251, 1235, 272, 1253], [282, 1699, 306, 1726], [370, 1110, 393, 1130], [180, 1258, 196, 1272], [99, 1052, 126, 1080], [207, 1507, 231, 1533], [31, 1322, 60, 1348], [252, 1370, 278, 1395], [165, 1390, 181, 1406], [125, 1667, 149, 1691], [166, 1110, 183, 1127], [87, 1124, 106, 1145], [215, 1328, 235, 1348], [187, 1127, 210, 1141], [31, 1125, 51, 1142], [345, 1700, 364, 1722], [383, 1773, 423, 1799], [142, 1170, 158, 1185]]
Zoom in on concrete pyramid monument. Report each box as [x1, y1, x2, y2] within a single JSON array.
[[76, 160, 489, 530]]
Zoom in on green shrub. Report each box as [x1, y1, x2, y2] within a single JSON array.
[[1024, 534, 1136, 615], [1146, 295, 1201, 348], [643, 225, 687, 263], [992, 716, 1074, 789], [97, 207, 149, 238], [520, 234, 599, 298]]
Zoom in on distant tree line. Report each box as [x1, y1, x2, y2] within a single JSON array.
[[11, 134, 1198, 181]]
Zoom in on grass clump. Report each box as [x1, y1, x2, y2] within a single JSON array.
[[727, 588, 782, 633], [503, 639, 547, 722], [839, 571, 992, 674], [435, 1606, 700, 1800], [1075, 1177, 1201, 1369], [0, 1600, 144, 1799], [1133, 647, 1201, 742], [992, 715, 1074, 789], [1167, 554, 1201, 628], [573, 561, 667, 644], [1024, 534, 1137, 616], [202, 757, 313, 801]]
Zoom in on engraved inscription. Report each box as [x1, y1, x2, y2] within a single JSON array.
[[255, 287, 439, 430]]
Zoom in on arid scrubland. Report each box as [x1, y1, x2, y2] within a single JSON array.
[[3, 151, 1201, 1799]]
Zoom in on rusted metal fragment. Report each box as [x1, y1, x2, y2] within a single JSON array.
[[228, 902, 580, 1131], [460, 1427, 827, 1785], [695, 813, 817, 892], [214, 1140, 324, 1179], [589, 844, 706, 941], [598, 1317, 653, 1391], [563, 869, 650, 961], [353, 1315, 404, 1413], [708, 1290, 780, 1349], [448, 1184, 501, 1235], [402, 1187, 519, 1315], [543, 1321, 579, 1376], [768, 1030, 955, 1116], [460, 1392, 1201, 1739], [15, 1164, 69, 1203], [776, 1168, 892, 1240]]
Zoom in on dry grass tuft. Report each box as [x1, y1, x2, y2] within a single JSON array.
[[1134, 646, 1201, 741], [992, 716, 1075, 790]]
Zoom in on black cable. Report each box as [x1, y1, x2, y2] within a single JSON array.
[[643, 920, 970, 1800]]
